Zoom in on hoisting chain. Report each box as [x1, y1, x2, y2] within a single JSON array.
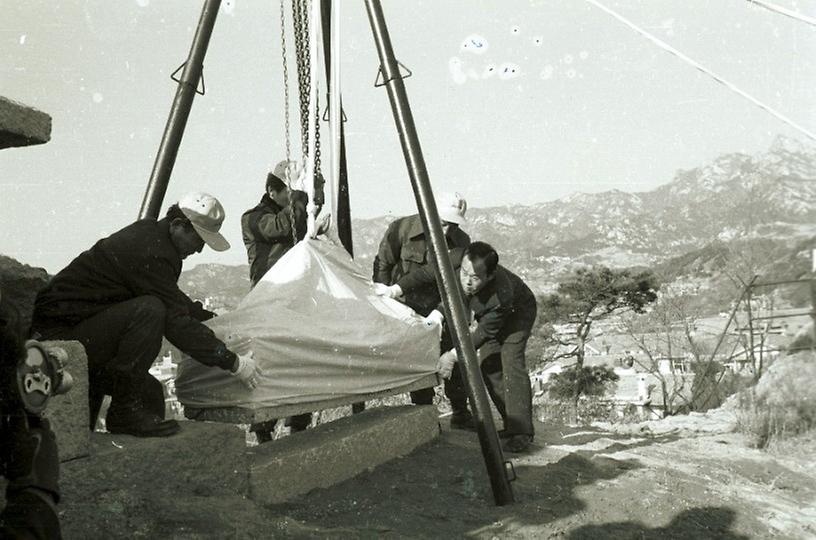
[[279, 0, 291, 166], [292, 0, 310, 160], [291, 0, 322, 207]]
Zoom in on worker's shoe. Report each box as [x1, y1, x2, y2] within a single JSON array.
[[502, 434, 533, 454], [106, 400, 180, 437], [450, 412, 476, 431]]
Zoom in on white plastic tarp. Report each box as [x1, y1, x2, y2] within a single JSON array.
[[175, 238, 440, 409]]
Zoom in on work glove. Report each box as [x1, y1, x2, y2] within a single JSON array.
[[4, 415, 60, 504], [231, 351, 260, 390], [437, 349, 458, 380], [315, 213, 332, 236], [373, 283, 403, 300]]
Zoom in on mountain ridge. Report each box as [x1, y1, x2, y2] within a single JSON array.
[[178, 136, 815, 308]]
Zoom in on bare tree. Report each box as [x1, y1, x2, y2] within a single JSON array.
[[622, 292, 704, 415]]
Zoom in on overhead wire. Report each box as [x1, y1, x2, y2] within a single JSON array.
[[584, 0, 816, 142], [744, 0, 816, 28]]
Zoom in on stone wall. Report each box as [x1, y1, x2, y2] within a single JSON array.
[[0, 254, 49, 336]]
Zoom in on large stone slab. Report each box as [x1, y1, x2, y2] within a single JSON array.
[[248, 405, 440, 505], [0, 96, 51, 149], [42, 340, 90, 462]]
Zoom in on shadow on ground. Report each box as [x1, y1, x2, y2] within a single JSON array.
[[271, 425, 686, 538], [568, 506, 749, 540]]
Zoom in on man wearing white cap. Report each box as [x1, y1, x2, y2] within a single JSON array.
[[31, 193, 260, 437], [372, 192, 471, 412]]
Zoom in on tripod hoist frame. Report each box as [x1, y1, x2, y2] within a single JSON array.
[[137, 0, 514, 506]]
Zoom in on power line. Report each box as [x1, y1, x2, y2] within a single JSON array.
[[584, 0, 816, 142], [744, 0, 816, 28]]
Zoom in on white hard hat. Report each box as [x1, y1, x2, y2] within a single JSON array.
[[436, 192, 467, 225]]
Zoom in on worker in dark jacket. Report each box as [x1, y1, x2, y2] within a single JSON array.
[[372, 192, 471, 409], [31, 193, 260, 437], [394, 242, 538, 453], [241, 160, 309, 288], [241, 161, 318, 441]]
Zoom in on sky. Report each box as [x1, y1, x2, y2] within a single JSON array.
[[1, 0, 814, 272]]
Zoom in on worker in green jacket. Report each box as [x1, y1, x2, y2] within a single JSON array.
[[372, 192, 471, 417]]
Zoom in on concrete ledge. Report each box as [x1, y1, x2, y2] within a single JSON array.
[[248, 405, 440, 505], [42, 340, 90, 462], [185, 373, 440, 424], [0, 96, 52, 149]]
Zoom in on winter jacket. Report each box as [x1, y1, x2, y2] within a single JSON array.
[[372, 214, 470, 316], [241, 193, 307, 287], [398, 247, 538, 357], [32, 218, 235, 370]]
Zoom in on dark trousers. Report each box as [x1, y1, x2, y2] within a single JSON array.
[[445, 330, 534, 436], [410, 387, 435, 405], [250, 413, 312, 438], [33, 296, 167, 428]]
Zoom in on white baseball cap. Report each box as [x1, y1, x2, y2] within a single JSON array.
[[436, 192, 468, 225], [178, 192, 230, 252]]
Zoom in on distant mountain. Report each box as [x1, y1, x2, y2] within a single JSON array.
[[352, 135, 816, 288], [179, 263, 250, 312], [181, 136, 816, 308]]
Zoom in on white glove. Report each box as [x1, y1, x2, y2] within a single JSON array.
[[437, 349, 458, 380], [316, 213, 332, 236], [231, 351, 260, 390], [373, 283, 403, 300]]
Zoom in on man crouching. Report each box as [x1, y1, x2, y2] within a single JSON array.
[[31, 192, 259, 437]]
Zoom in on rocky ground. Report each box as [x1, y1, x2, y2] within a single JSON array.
[[48, 408, 815, 539]]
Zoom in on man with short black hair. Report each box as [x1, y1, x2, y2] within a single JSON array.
[[241, 160, 309, 288], [396, 241, 538, 453], [31, 192, 260, 437]]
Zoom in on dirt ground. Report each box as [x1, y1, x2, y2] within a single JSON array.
[[51, 413, 816, 539], [269, 422, 816, 539]]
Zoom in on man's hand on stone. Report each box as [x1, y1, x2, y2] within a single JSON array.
[[231, 351, 260, 390]]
